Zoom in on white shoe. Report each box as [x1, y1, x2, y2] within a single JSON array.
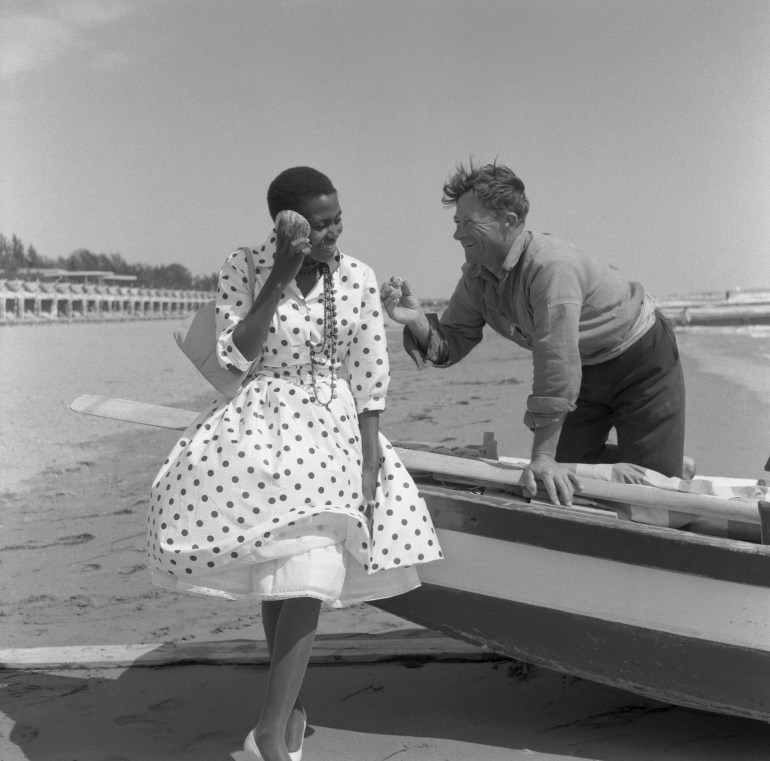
[[243, 724, 305, 761], [288, 713, 306, 761], [243, 731, 264, 761]]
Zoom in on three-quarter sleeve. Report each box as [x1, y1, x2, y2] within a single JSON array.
[[344, 264, 390, 414], [214, 248, 257, 372]]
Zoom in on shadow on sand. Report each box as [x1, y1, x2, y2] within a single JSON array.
[[2, 643, 770, 760]]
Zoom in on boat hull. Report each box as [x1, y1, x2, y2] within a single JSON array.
[[371, 485, 770, 722]]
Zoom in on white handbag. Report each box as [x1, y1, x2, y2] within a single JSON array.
[[173, 247, 256, 398]]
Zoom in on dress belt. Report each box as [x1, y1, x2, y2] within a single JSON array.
[[252, 363, 339, 387]]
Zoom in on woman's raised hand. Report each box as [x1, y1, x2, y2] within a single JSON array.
[[273, 210, 311, 280], [380, 276, 424, 325]]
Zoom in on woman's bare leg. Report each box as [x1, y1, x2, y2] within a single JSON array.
[[255, 597, 320, 760], [261, 600, 308, 752]]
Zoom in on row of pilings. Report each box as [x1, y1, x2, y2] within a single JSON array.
[[0, 280, 212, 324]]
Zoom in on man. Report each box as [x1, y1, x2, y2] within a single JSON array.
[[381, 161, 686, 506]]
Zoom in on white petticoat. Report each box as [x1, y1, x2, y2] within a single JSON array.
[[151, 544, 420, 608]]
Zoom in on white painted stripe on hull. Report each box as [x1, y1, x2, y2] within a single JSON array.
[[420, 529, 770, 651]]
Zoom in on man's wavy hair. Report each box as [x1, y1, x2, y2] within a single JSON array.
[[442, 161, 529, 221], [267, 166, 337, 220]]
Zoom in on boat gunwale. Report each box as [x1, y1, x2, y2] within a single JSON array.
[[417, 483, 770, 588]]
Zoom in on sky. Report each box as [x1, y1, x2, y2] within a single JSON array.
[[2, 0, 769, 300]]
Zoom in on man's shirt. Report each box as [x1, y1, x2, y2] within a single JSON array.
[[406, 230, 656, 429]]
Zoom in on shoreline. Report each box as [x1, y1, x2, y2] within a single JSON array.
[[4, 314, 770, 329]]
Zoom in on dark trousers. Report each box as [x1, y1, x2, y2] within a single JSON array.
[[555, 313, 686, 478]]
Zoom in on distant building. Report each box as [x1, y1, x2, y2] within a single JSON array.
[[14, 268, 138, 285]]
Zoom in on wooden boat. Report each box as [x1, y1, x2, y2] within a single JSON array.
[[373, 464, 770, 724], [71, 394, 770, 723]]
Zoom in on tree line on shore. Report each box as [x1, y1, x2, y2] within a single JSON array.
[[0, 233, 218, 291]]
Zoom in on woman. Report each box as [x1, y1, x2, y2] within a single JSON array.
[[148, 166, 443, 761]]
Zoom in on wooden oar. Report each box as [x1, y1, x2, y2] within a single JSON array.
[[70, 394, 761, 527], [71, 394, 199, 430]]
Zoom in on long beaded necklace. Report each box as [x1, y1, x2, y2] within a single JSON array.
[[308, 262, 338, 408]]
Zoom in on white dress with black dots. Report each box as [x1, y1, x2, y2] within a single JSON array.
[[148, 236, 443, 607]]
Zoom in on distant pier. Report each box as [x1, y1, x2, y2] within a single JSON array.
[[658, 288, 770, 327], [0, 279, 211, 325]]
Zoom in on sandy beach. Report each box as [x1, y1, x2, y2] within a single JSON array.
[[4, 657, 770, 761], [1, 320, 770, 759]]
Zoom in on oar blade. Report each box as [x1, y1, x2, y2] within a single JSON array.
[[70, 394, 198, 431]]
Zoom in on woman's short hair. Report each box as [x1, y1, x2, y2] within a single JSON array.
[[442, 161, 529, 221], [267, 167, 337, 219]]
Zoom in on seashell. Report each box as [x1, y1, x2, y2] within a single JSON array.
[[275, 210, 311, 240], [386, 275, 406, 299]]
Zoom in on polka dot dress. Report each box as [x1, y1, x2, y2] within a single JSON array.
[[148, 238, 443, 607]]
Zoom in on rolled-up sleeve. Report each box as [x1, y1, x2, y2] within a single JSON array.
[[346, 266, 389, 414], [403, 313, 450, 369], [214, 248, 256, 372], [524, 301, 581, 429], [404, 269, 486, 370]]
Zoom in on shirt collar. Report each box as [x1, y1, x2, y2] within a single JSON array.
[[475, 229, 529, 283], [501, 229, 529, 272]]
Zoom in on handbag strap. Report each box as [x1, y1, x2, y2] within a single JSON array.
[[236, 246, 260, 379]]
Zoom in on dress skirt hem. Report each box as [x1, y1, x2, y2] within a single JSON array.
[[150, 543, 422, 609]]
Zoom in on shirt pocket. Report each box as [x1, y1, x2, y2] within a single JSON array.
[[509, 322, 533, 349]]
